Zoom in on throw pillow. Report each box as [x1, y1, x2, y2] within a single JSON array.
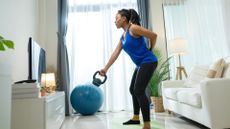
[[184, 65, 209, 87], [206, 58, 226, 78], [222, 56, 230, 77]]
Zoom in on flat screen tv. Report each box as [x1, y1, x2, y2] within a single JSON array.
[[27, 37, 46, 83], [14, 37, 46, 84]]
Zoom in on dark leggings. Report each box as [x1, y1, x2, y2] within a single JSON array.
[[129, 62, 157, 122]]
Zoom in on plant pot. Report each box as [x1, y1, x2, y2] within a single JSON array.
[[41, 91, 47, 96], [151, 96, 164, 112]]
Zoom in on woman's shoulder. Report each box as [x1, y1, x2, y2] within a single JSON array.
[[129, 24, 141, 31], [129, 24, 144, 37]]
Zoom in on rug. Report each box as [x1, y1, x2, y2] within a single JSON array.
[[111, 118, 164, 129]]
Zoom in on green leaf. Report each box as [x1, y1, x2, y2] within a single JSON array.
[[0, 35, 14, 51], [0, 40, 6, 51], [3, 40, 14, 49], [149, 48, 172, 97]]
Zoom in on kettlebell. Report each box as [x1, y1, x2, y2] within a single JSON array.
[[92, 71, 107, 87]]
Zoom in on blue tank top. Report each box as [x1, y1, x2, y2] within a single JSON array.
[[121, 30, 157, 67]]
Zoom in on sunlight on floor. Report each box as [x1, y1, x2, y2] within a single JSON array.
[[60, 111, 208, 129]]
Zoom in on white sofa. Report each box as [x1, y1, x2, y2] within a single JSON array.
[[162, 58, 230, 129]]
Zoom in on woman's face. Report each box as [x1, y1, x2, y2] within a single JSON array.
[[115, 13, 126, 28]]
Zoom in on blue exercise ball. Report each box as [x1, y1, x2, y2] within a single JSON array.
[[70, 84, 104, 115]]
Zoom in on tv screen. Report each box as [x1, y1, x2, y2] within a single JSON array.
[[28, 37, 46, 83]]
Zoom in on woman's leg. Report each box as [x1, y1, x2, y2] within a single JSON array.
[[133, 62, 157, 126], [123, 68, 140, 125], [130, 68, 140, 116]]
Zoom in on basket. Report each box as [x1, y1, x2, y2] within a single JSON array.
[[151, 96, 164, 112]]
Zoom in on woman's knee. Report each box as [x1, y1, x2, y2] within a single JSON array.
[[129, 87, 135, 95], [133, 88, 145, 97]]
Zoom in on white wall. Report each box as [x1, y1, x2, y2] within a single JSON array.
[[0, 0, 39, 82], [222, 0, 230, 49], [149, 0, 168, 59], [0, 0, 58, 82], [0, 0, 39, 128], [0, 64, 12, 129], [38, 0, 58, 73]]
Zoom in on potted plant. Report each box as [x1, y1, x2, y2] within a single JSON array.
[[149, 48, 171, 112], [40, 86, 47, 96], [0, 35, 14, 51]]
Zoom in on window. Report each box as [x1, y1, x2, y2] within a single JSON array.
[[67, 0, 137, 111]]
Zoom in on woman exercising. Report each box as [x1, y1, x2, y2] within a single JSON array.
[[99, 9, 158, 129]]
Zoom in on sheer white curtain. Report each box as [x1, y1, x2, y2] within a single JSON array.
[[163, 0, 230, 79], [66, 0, 137, 112]]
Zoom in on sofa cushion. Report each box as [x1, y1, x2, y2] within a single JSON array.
[[223, 56, 230, 78], [184, 65, 209, 87], [207, 58, 225, 78], [163, 88, 191, 100], [177, 88, 202, 108]]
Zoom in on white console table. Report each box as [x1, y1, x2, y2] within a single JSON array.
[[11, 91, 65, 129]]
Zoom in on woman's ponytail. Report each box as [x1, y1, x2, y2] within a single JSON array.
[[129, 9, 141, 25], [118, 9, 141, 26]]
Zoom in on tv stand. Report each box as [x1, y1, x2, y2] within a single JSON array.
[[14, 79, 36, 84], [11, 91, 65, 129]]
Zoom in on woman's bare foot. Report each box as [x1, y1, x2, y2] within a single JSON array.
[[142, 126, 150, 129], [142, 121, 151, 129]]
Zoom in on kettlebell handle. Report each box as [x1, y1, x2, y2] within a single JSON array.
[[93, 71, 107, 85]]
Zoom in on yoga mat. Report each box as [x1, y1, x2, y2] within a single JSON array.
[[111, 118, 164, 129]]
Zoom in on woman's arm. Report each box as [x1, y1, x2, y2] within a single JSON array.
[[129, 24, 157, 50], [100, 41, 122, 76]]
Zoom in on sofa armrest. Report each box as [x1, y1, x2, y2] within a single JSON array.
[[200, 78, 230, 127], [162, 80, 186, 88], [200, 78, 230, 97]]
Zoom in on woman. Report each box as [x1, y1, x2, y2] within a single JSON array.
[[99, 9, 158, 129]]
